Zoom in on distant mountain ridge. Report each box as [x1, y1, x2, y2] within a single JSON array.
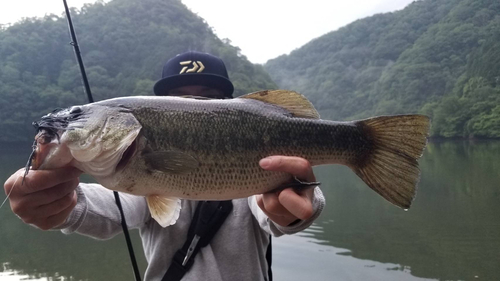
[[0, 0, 277, 142], [265, 0, 500, 138]]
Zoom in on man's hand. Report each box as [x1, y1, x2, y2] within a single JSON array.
[[4, 167, 82, 230], [256, 156, 316, 227]]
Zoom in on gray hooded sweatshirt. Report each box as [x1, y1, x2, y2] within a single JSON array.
[[57, 183, 325, 281]]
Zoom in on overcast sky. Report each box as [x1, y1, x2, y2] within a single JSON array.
[[0, 0, 414, 63]]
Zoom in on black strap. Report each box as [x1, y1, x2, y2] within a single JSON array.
[[162, 200, 233, 281], [266, 235, 273, 281]]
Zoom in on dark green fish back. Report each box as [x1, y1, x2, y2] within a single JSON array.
[[106, 97, 371, 165]]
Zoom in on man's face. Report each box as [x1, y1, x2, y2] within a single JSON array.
[[168, 85, 226, 99]]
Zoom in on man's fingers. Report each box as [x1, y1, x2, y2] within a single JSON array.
[[16, 167, 82, 194], [261, 192, 295, 218], [257, 156, 317, 225], [278, 188, 314, 220], [259, 156, 315, 182], [4, 168, 27, 196], [33, 190, 77, 219], [20, 178, 79, 207], [256, 195, 296, 227], [39, 195, 77, 230]]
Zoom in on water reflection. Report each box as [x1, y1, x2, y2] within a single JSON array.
[[273, 227, 436, 281], [0, 141, 499, 280], [0, 196, 147, 281], [305, 140, 500, 280], [1, 263, 60, 281]]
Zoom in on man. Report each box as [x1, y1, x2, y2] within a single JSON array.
[[4, 51, 325, 280]]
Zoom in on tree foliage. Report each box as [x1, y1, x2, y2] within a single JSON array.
[[265, 0, 500, 138], [0, 0, 277, 142]]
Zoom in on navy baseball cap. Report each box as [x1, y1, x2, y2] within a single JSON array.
[[153, 51, 234, 97]]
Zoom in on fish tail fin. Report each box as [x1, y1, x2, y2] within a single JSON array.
[[353, 115, 430, 209]]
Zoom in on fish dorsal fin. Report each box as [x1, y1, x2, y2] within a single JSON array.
[[239, 90, 320, 119]]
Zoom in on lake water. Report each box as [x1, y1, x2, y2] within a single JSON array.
[[0, 140, 499, 280]]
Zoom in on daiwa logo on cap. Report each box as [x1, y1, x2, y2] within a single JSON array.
[[179, 61, 205, 74], [153, 51, 234, 97]]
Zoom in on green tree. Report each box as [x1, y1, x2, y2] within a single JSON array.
[[0, 0, 277, 142], [265, 0, 500, 138]]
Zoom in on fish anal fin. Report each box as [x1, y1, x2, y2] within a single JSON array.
[[143, 150, 199, 174], [146, 195, 181, 227], [239, 90, 320, 119], [353, 115, 430, 209]]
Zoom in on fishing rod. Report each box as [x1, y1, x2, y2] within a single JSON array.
[[62, 1, 142, 280]]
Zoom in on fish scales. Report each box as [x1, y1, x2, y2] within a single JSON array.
[[98, 97, 371, 199]]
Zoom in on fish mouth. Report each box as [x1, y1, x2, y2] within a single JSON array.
[[30, 106, 86, 170], [31, 129, 60, 170], [33, 108, 80, 132]]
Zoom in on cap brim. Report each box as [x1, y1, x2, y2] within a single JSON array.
[[153, 73, 234, 97]]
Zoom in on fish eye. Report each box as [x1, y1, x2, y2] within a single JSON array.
[[70, 106, 82, 114]]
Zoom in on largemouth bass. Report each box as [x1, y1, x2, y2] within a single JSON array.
[[31, 90, 430, 227]]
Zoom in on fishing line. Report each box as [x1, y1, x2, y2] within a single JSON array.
[[61, 1, 141, 280], [0, 172, 21, 209], [1, 140, 36, 209]]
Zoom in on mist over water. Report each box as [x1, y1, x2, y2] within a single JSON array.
[[0, 140, 499, 280]]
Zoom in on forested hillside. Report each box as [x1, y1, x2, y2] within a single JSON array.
[[265, 0, 500, 138], [0, 0, 276, 142], [2, 0, 498, 141]]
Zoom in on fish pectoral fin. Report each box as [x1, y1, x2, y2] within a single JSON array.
[[238, 90, 320, 119], [146, 195, 181, 227], [143, 150, 199, 174]]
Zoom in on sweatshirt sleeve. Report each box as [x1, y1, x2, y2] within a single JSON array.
[[248, 186, 325, 237], [56, 183, 150, 240]]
